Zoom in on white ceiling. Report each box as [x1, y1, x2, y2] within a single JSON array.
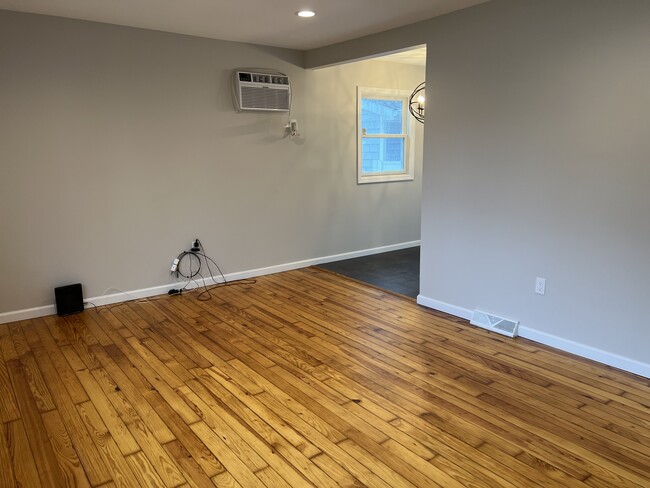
[[0, 0, 487, 50]]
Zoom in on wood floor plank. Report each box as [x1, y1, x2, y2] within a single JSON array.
[[1, 268, 649, 487], [23, 322, 113, 486], [190, 370, 394, 488], [8, 323, 30, 358], [144, 388, 225, 478], [61, 315, 104, 371], [164, 439, 216, 488], [179, 379, 335, 487], [211, 470, 244, 488], [9, 323, 56, 413], [1, 324, 20, 362], [479, 373, 650, 457], [204, 347, 436, 487], [126, 450, 167, 487], [176, 384, 269, 473], [204, 358, 347, 446], [4, 420, 41, 488], [123, 415, 188, 488], [187, 371, 326, 460], [60, 344, 88, 372], [75, 368, 141, 456], [190, 421, 266, 488], [98, 324, 202, 426], [87, 344, 177, 444], [310, 453, 366, 488], [500, 446, 589, 487], [41, 409, 92, 488], [0, 335, 21, 422], [34, 318, 89, 405], [254, 465, 295, 488], [150, 320, 207, 369], [76, 400, 139, 488], [330, 369, 535, 488], [125, 335, 189, 387], [478, 392, 650, 486], [6, 358, 67, 487], [205, 304, 349, 406], [337, 438, 419, 488], [0, 421, 17, 488], [345, 351, 615, 482], [78, 310, 114, 347], [42, 315, 71, 347]]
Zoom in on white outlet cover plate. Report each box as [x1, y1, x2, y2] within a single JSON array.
[[535, 277, 546, 295]]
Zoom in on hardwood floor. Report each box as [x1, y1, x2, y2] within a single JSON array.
[[1, 268, 649, 487]]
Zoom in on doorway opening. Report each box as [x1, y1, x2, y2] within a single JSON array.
[[316, 45, 426, 298]]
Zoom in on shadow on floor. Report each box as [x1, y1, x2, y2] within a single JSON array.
[[317, 247, 420, 298]]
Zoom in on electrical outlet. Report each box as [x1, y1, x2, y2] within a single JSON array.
[[535, 277, 546, 295], [286, 119, 298, 136]]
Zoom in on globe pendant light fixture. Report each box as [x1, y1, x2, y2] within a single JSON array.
[[409, 82, 425, 124]]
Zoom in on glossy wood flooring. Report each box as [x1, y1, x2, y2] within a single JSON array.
[[1, 268, 649, 487]]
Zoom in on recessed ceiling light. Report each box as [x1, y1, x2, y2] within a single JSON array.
[[296, 10, 315, 18]]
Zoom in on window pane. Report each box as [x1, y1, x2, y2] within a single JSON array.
[[361, 98, 403, 134], [361, 137, 405, 174]]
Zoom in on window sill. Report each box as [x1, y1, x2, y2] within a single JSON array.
[[357, 173, 414, 184]]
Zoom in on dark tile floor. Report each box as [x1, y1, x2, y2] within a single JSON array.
[[317, 246, 420, 298]]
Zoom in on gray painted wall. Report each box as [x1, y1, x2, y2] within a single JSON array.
[[421, 0, 650, 363], [304, 60, 424, 253], [0, 10, 423, 314], [421, 0, 650, 365], [309, 0, 650, 366]]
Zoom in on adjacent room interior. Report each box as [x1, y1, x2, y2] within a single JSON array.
[[315, 46, 425, 298], [1, 1, 649, 486]]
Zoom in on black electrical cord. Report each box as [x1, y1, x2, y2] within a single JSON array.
[[191, 238, 226, 301], [196, 239, 227, 284], [170, 239, 257, 302], [174, 251, 202, 280], [195, 278, 258, 301]]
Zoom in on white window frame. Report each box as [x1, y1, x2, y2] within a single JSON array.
[[357, 86, 415, 184]]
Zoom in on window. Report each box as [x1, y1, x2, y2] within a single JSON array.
[[357, 87, 415, 184]]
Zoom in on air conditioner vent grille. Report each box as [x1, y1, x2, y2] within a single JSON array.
[[240, 86, 290, 111]]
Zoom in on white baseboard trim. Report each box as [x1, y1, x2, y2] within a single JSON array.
[[517, 326, 650, 379], [0, 240, 420, 326], [0, 304, 58, 324], [314, 240, 421, 266], [416, 294, 650, 379], [416, 295, 473, 320]]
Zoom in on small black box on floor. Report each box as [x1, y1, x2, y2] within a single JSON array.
[[54, 283, 84, 316]]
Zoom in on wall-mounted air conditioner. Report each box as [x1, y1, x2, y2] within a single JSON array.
[[232, 69, 291, 112]]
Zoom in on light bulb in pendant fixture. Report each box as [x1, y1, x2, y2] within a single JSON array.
[[409, 82, 426, 124]]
